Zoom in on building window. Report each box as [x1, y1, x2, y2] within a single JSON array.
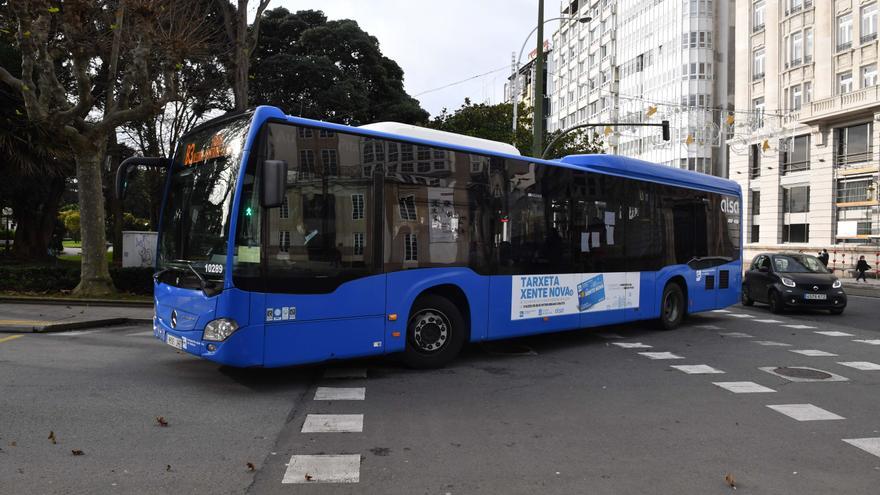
[[839, 71, 853, 94], [805, 28, 813, 62], [749, 143, 761, 178], [404, 233, 418, 261], [804, 81, 813, 103], [836, 123, 872, 167], [398, 195, 417, 221], [753, 0, 766, 31], [751, 224, 760, 243], [321, 149, 338, 176], [278, 230, 291, 252], [790, 31, 803, 64], [318, 129, 335, 138], [838, 13, 853, 51], [279, 196, 289, 219], [783, 224, 810, 243], [790, 84, 803, 110], [783, 185, 810, 213], [837, 179, 875, 203], [788, 0, 803, 14], [298, 127, 313, 138], [781, 135, 810, 174], [753, 49, 765, 79], [299, 150, 315, 179], [353, 232, 364, 256], [863, 3, 878, 43], [863, 64, 877, 87], [351, 194, 364, 220], [753, 97, 765, 128]]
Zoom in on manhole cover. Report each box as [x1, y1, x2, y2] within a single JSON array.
[[773, 367, 832, 380]]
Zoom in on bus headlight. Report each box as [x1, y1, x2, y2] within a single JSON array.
[[781, 277, 796, 288], [832, 279, 842, 289], [203, 318, 239, 342]]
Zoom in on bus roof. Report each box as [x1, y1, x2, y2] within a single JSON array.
[[249, 106, 741, 197], [359, 122, 521, 156]]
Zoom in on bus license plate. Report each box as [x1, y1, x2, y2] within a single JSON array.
[[166, 334, 185, 349], [804, 293, 827, 300]]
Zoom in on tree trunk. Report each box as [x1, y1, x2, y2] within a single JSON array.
[[233, 33, 249, 110], [10, 176, 65, 261], [73, 149, 115, 296]]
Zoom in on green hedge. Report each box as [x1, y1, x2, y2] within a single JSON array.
[[0, 265, 153, 295]]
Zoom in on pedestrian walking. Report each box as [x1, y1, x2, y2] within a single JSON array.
[[818, 249, 829, 267], [855, 255, 871, 282]]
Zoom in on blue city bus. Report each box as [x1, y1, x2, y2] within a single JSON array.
[[119, 105, 742, 369]]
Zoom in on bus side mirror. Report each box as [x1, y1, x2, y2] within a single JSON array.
[[116, 157, 170, 200], [261, 160, 288, 208]]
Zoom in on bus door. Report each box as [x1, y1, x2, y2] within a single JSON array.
[[674, 195, 717, 311]]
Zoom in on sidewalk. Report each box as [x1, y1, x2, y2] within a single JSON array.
[[841, 277, 880, 298], [0, 302, 153, 333]]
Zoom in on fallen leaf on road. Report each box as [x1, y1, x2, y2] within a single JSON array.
[[724, 473, 737, 490], [247, 462, 255, 471], [156, 416, 169, 427], [10, 441, 16, 447], [71, 449, 84, 456], [48, 431, 56, 444], [166, 465, 172, 472], [304, 473, 313, 481]]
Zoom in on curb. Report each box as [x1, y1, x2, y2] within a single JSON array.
[[842, 285, 880, 298], [0, 317, 153, 334], [0, 296, 152, 307]]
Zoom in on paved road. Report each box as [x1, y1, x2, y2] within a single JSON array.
[[1, 296, 878, 494]]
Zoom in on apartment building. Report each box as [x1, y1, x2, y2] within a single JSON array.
[[731, 0, 880, 261], [548, 0, 734, 176]]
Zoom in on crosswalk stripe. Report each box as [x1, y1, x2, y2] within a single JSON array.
[[782, 324, 817, 329], [814, 331, 853, 337], [637, 351, 684, 360], [314, 387, 366, 401], [789, 349, 838, 357], [842, 438, 880, 459], [837, 361, 880, 371], [671, 364, 725, 374], [713, 381, 776, 393], [753, 319, 783, 323], [853, 339, 880, 345], [612, 342, 652, 349], [767, 404, 844, 421], [282, 454, 360, 483], [719, 332, 753, 338], [301, 414, 364, 433], [753, 340, 791, 346]]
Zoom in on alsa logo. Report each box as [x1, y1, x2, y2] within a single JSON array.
[[721, 197, 740, 215]]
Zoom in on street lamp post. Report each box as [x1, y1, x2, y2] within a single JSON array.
[[510, 13, 591, 149]]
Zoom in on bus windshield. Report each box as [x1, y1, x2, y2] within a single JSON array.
[[158, 114, 252, 283]]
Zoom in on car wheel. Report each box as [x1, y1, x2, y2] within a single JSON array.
[[401, 294, 467, 369], [768, 290, 784, 314], [829, 308, 845, 315], [741, 284, 754, 306], [659, 282, 685, 330]]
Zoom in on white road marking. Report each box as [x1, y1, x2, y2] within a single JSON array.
[[814, 331, 853, 337], [282, 454, 360, 483], [727, 314, 754, 318], [696, 324, 722, 330], [766, 404, 844, 421], [314, 387, 366, 401], [638, 352, 685, 360], [837, 361, 880, 371], [301, 414, 364, 433], [713, 381, 776, 394], [754, 319, 783, 323], [842, 438, 880, 459], [789, 349, 838, 357], [853, 339, 880, 346], [753, 341, 791, 346], [126, 331, 154, 337], [612, 342, 652, 349], [671, 364, 725, 374], [719, 332, 753, 338], [711, 309, 731, 313], [782, 324, 817, 329], [323, 368, 368, 379], [596, 332, 624, 339]]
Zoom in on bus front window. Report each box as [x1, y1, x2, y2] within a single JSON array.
[[157, 115, 252, 288]]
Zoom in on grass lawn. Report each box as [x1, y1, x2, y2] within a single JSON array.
[[62, 240, 81, 248]]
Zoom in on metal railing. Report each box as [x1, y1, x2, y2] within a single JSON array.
[[862, 32, 878, 44], [753, 23, 765, 33], [782, 160, 810, 175], [837, 41, 853, 52], [835, 149, 874, 170], [752, 72, 765, 81]]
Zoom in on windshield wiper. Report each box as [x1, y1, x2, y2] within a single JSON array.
[[168, 259, 220, 296]]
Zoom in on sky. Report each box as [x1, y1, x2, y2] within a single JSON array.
[[273, 0, 560, 118]]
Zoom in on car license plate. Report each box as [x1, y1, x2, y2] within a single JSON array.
[[804, 293, 827, 300], [166, 334, 185, 349]]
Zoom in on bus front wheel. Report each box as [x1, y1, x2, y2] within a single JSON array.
[[402, 294, 466, 369], [659, 282, 685, 330]]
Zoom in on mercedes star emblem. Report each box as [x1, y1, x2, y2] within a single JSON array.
[[171, 310, 178, 328]]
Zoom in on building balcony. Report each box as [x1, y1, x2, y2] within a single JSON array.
[[837, 41, 853, 52], [753, 23, 765, 33], [752, 72, 765, 81], [798, 85, 880, 124], [862, 32, 878, 44]]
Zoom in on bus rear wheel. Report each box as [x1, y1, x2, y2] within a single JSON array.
[[659, 282, 685, 330], [402, 294, 466, 369]]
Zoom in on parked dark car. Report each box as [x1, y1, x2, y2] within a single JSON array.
[[742, 253, 847, 315]]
